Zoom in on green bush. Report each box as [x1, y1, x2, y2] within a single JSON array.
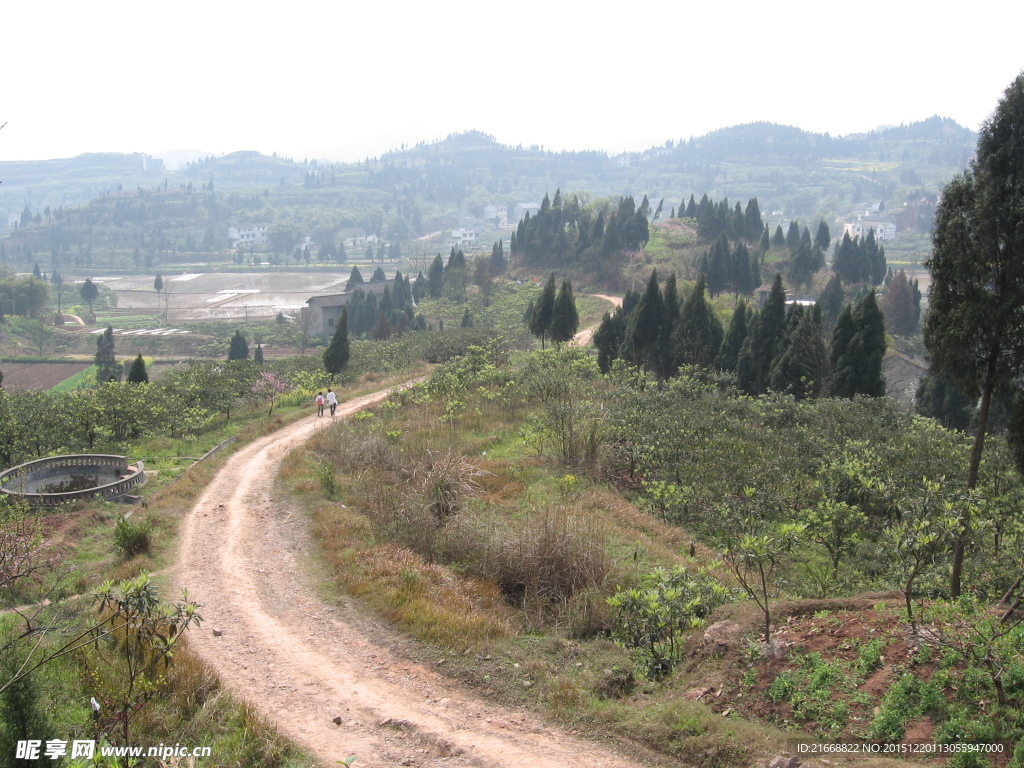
[[113, 514, 151, 558]]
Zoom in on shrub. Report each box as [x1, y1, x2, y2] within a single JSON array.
[[113, 514, 151, 558]]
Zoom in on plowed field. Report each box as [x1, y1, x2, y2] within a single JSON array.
[[0, 362, 90, 391]]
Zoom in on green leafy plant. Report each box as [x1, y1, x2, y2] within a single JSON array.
[[607, 565, 731, 678]]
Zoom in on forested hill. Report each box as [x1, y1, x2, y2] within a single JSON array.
[[1, 118, 976, 237]]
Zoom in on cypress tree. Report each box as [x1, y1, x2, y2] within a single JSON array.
[[832, 291, 886, 398], [126, 354, 149, 383], [254, 344, 265, 364], [550, 280, 580, 347], [772, 224, 786, 249], [785, 220, 801, 250], [862, 229, 882, 285], [817, 273, 845, 330], [770, 305, 828, 399], [530, 273, 557, 348], [717, 298, 749, 372], [655, 272, 680, 378], [832, 232, 860, 283], [673, 275, 723, 368], [95, 326, 119, 383], [814, 220, 831, 252], [323, 308, 350, 378], [228, 330, 250, 360], [370, 266, 387, 282], [491, 240, 506, 275], [427, 254, 445, 298], [593, 309, 626, 373], [460, 309, 473, 328], [623, 270, 663, 369], [880, 269, 917, 336], [410, 270, 425, 302], [744, 198, 763, 240], [788, 243, 816, 290], [700, 234, 731, 296], [346, 265, 364, 291], [746, 274, 788, 395]]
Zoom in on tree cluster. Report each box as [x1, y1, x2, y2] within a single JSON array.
[[593, 271, 886, 400], [511, 191, 649, 278], [832, 229, 887, 285], [525, 273, 579, 348]]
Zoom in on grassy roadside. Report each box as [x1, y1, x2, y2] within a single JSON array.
[[3, 368, 426, 768], [281, 356, 938, 768]]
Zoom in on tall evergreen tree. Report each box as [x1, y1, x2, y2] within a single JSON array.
[[738, 274, 787, 395], [530, 273, 557, 349], [700, 234, 731, 296], [924, 74, 1024, 595], [814, 220, 831, 253], [672, 275, 723, 368], [253, 344, 265, 364], [592, 309, 626, 374], [323, 308, 350, 379], [370, 266, 387, 282], [126, 354, 148, 384], [832, 232, 861, 283], [785, 220, 801, 250], [80, 278, 99, 315], [717, 298, 749, 372], [550, 279, 580, 347], [770, 305, 828, 399], [817, 273, 845, 330], [655, 272, 680, 378], [880, 269, 918, 336], [491, 240, 506, 274], [346, 265, 364, 291], [228, 330, 250, 360], [623, 270, 663, 370], [95, 326, 119, 383], [426, 254, 445, 298], [831, 291, 886, 398]]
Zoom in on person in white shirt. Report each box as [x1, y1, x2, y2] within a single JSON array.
[[315, 391, 325, 417], [326, 388, 338, 417]]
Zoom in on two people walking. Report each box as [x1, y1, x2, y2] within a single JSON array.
[[316, 389, 338, 417]]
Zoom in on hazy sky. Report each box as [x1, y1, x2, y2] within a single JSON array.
[[2, 1, 1021, 164]]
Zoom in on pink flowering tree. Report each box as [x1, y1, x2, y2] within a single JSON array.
[[251, 371, 289, 416]]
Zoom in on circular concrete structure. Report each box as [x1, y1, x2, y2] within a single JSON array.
[[0, 455, 145, 507]]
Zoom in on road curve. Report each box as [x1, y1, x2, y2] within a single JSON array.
[[174, 383, 651, 768]]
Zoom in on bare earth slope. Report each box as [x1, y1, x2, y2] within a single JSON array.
[[174, 385, 651, 768]]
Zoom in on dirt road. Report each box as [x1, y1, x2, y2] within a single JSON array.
[[174, 384, 651, 768], [572, 294, 623, 347]]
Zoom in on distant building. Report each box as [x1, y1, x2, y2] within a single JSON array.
[[845, 218, 897, 241], [483, 204, 508, 226], [338, 228, 367, 250], [844, 202, 898, 241], [451, 227, 481, 248], [227, 224, 269, 248], [514, 202, 541, 222], [302, 279, 396, 337]]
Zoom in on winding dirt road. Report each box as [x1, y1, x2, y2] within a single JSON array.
[[174, 383, 651, 768], [572, 295, 623, 347]]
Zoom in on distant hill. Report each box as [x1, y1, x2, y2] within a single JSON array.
[[0, 120, 977, 275]]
